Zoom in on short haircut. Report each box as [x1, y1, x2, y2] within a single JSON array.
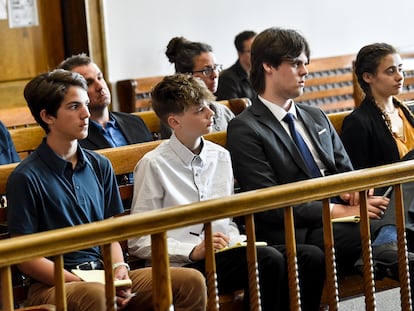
[[151, 74, 215, 124], [57, 53, 92, 71], [234, 30, 257, 52], [354, 43, 398, 96], [24, 69, 87, 133], [165, 37, 213, 73], [250, 27, 310, 94]]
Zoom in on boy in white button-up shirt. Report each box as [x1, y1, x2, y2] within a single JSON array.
[[128, 74, 301, 310]]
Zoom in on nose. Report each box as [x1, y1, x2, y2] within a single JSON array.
[[210, 69, 219, 79], [301, 63, 309, 77], [81, 104, 91, 119], [397, 70, 404, 81], [95, 79, 106, 91], [207, 105, 215, 118]]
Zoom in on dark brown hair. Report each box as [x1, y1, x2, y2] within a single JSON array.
[[24, 69, 87, 133], [151, 74, 215, 123]]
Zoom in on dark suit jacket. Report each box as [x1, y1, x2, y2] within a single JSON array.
[[79, 111, 153, 150], [341, 97, 414, 170], [227, 98, 353, 243], [215, 60, 257, 101]]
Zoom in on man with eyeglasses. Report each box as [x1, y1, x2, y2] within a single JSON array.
[[227, 27, 393, 309], [215, 30, 257, 101], [160, 36, 234, 139]]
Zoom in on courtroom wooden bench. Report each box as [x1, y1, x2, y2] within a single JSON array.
[[7, 98, 250, 158], [1, 131, 412, 310], [98, 131, 405, 310], [2, 106, 37, 129], [3, 107, 411, 310], [295, 54, 356, 114], [0, 132, 239, 311], [116, 76, 164, 112], [8, 126, 45, 159]]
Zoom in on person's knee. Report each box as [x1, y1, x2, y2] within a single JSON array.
[[66, 282, 106, 311], [257, 246, 285, 273], [299, 245, 325, 266], [170, 268, 206, 310]]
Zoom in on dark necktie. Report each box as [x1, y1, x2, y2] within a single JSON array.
[[283, 113, 322, 178]]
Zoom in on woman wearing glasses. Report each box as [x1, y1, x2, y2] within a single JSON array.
[[160, 36, 234, 139]]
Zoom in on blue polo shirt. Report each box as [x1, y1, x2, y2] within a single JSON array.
[[7, 139, 123, 270]]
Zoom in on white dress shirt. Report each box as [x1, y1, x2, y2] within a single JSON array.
[[128, 133, 243, 266], [259, 96, 328, 175]]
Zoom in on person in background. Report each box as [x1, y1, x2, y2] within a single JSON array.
[[161, 36, 234, 139], [0, 120, 20, 165], [215, 30, 257, 101], [128, 74, 297, 310], [7, 69, 206, 311], [341, 43, 414, 172], [226, 27, 393, 292], [58, 53, 153, 187], [341, 42, 414, 282], [0, 120, 20, 208]]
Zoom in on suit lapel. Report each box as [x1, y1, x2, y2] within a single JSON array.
[[297, 107, 334, 168], [251, 100, 312, 175]]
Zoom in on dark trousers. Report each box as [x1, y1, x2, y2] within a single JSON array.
[[185, 244, 325, 311]]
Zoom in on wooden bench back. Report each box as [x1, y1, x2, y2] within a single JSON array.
[[5, 97, 249, 159], [400, 53, 414, 102], [9, 126, 45, 159], [295, 54, 356, 113], [116, 55, 358, 115], [116, 76, 164, 113], [2, 106, 37, 129]]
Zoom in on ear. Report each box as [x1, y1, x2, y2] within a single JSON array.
[[39, 109, 55, 125], [262, 63, 273, 73], [362, 72, 373, 84], [167, 115, 180, 129]]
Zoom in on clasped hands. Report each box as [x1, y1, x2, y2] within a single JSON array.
[[335, 189, 389, 220]]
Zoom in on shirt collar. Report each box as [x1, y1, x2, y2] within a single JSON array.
[[168, 133, 206, 166], [37, 138, 88, 175], [90, 115, 117, 132], [258, 95, 298, 121]]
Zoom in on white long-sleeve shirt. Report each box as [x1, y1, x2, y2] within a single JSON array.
[[128, 133, 243, 266]]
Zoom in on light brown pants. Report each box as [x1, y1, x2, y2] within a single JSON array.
[[27, 267, 206, 311]]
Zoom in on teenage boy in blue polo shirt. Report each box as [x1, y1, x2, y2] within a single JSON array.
[[7, 69, 206, 311]]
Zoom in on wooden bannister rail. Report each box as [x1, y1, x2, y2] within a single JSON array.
[[0, 153, 414, 310]]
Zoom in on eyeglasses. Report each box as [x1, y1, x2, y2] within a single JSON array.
[[192, 64, 223, 77]]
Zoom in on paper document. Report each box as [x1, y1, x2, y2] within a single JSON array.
[[331, 215, 360, 223], [216, 241, 268, 253], [71, 269, 132, 287]]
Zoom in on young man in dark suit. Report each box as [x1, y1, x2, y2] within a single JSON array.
[[227, 27, 397, 305]]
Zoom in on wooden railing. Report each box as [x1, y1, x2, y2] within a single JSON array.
[[0, 152, 413, 310]]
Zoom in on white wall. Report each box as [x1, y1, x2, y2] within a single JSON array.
[[103, 0, 414, 84]]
